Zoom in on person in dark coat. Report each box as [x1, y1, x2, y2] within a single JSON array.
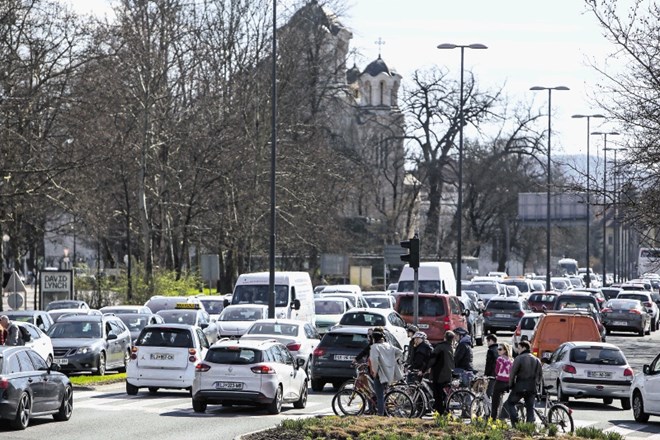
[[409, 331, 432, 380], [427, 330, 455, 414], [503, 340, 543, 426], [484, 334, 499, 397], [404, 324, 418, 366], [453, 327, 474, 386]]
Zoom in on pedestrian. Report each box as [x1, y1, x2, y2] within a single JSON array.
[[453, 327, 474, 386], [484, 334, 499, 397], [427, 330, 455, 414], [404, 324, 419, 366], [491, 342, 513, 420], [0, 315, 22, 346], [409, 331, 432, 380], [503, 340, 542, 426], [369, 329, 404, 416]]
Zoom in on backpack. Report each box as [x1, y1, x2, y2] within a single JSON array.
[[18, 325, 31, 343]]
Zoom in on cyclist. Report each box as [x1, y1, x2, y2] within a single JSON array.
[[370, 329, 404, 416], [404, 324, 419, 366], [453, 327, 474, 386], [491, 342, 513, 420], [409, 331, 432, 380], [484, 334, 499, 397], [503, 339, 542, 426], [427, 330, 455, 414]]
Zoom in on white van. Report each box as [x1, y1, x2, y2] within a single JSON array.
[[229, 271, 315, 324], [397, 262, 457, 296]]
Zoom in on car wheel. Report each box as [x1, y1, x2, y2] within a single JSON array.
[[126, 382, 139, 395], [621, 397, 631, 410], [267, 385, 283, 414], [294, 381, 308, 409], [332, 381, 343, 391], [96, 352, 106, 376], [11, 392, 31, 430], [117, 350, 130, 373], [192, 398, 207, 413], [311, 379, 324, 392], [470, 325, 477, 347], [639, 326, 645, 336], [53, 385, 73, 421], [557, 381, 568, 403], [606, 328, 611, 335], [633, 391, 649, 422], [305, 356, 312, 378], [148, 387, 159, 394], [603, 397, 613, 405]]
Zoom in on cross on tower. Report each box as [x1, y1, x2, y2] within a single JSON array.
[[375, 37, 385, 57]]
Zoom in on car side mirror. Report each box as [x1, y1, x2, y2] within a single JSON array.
[[199, 323, 209, 329], [643, 364, 651, 375], [541, 357, 550, 364], [107, 333, 118, 340], [463, 309, 470, 317], [291, 299, 301, 310], [223, 299, 230, 308], [296, 358, 306, 369], [48, 363, 61, 373]]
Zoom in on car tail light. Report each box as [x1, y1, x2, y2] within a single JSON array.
[[624, 368, 634, 377], [562, 365, 577, 374], [629, 309, 642, 315], [130, 346, 138, 360], [601, 308, 612, 313], [286, 343, 301, 351], [443, 316, 450, 330], [514, 311, 524, 318], [483, 311, 493, 317], [644, 302, 653, 308], [0, 378, 8, 389], [251, 365, 276, 374], [313, 348, 326, 357], [196, 363, 211, 372], [189, 348, 197, 355], [532, 349, 539, 357], [514, 325, 521, 337]]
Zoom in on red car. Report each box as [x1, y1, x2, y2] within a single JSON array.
[[527, 291, 561, 312]]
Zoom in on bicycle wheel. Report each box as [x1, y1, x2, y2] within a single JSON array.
[[384, 389, 415, 418], [333, 388, 367, 416], [446, 390, 475, 419], [548, 404, 574, 434], [470, 395, 490, 419], [337, 378, 356, 393], [408, 387, 429, 418], [514, 402, 526, 423]]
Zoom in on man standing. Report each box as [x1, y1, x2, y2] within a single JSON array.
[[370, 329, 403, 416], [404, 324, 418, 366], [409, 331, 432, 379], [503, 340, 542, 426], [484, 334, 499, 397], [0, 315, 21, 346], [453, 327, 474, 386], [427, 330, 455, 414]]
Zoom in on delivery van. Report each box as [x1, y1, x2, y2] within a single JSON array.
[[229, 271, 315, 324], [397, 262, 457, 296], [531, 312, 601, 359]]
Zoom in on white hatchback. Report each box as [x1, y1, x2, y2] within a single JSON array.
[[192, 339, 308, 414], [16, 322, 54, 365], [631, 351, 660, 422], [333, 308, 409, 349], [126, 324, 210, 395]]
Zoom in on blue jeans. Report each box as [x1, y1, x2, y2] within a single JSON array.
[[373, 379, 386, 416], [504, 390, 536, 425]]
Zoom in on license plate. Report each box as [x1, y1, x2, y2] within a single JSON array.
[[150, 353, 174, 360], [588, 371, 612, 378], [496, 314, 510, 318], [418, 324, 429, 329], [53, 358, 68, 365], [612, 321, 627, 326], [334, 355, 355, 361], [215, 382, 243, 390]]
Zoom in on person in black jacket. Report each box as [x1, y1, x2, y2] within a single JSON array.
[[409, 331, 432, 380], [404, 324, 419, 366], [484, 334, 499, 397], [503, 340, 542, 426], [427, 330, 455, 414]]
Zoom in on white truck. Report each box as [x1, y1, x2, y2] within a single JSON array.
[[396, 262, 457, 296]]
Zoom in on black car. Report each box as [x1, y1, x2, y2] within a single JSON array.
[[310, 327, 401, 392], [0, 346, 73, 430], [47, 314, 132, 375], [483, 297, 531, 334]]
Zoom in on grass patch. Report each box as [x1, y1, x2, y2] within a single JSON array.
[[68, 373, 126, 387]]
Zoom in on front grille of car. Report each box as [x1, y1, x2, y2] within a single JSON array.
[[54, 348, 76, 357]]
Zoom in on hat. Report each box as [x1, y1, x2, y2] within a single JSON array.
[[413, 331, 427, 340], [454, 327, 468, 335], [406, 324, 419, 333]]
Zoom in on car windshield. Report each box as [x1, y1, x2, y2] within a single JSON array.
[[530, 294, 557, 303], [219, 308, 263, 321], [503, 280, 529, 292], [321, 332, 369, 349], [48, 321, 102, 339], [469, 283, 499, 296], [339, 312, 387, 326], [397, 280, 442, 293], [157, 311, 197, 325], [206, 347, 262, 364], [136, 328, 193, 347], [247, 322, 299, 336], [117, 314, 150, 332], [46, 301, 81, 310], [5, 314, 33, 322], [320, 293, 357, 307], [315, 300, 346, 315], [232, 285, 289, 307], [570, 347, 626, 365], [398, 297, 446, 317], [199, 299, 224, 314]]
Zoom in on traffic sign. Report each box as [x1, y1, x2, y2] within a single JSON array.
[[3, 270, 26, 294], [7, 293, 23, 310]]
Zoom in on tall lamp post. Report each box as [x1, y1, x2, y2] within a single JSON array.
[[530, 86, 569, 291], [437, 42, 487, 297], [592, 131, 619, 286], [605, 146, 627, 282], [572, 113, 605, 287], [268, 0, 277, 319]]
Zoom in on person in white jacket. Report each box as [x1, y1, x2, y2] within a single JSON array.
[[369, 329, 403, 415]]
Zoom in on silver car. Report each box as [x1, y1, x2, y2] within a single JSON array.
[[541, 341, 633, 409]]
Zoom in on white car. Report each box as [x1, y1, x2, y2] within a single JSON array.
[[363, 294, 396, 309], [48, 308, 102, 323], [511, 312, 543, 354], [157, 304, 219, 344], [17, 322, 54, 365], [240, 319, 320, 374], [194, 295, 229, 322], [632, 351, 660, 421], [314, 297, 353, 335], [333, 308, 409, 349], [216, 304, 268, 339], [126, 324, 210, 395], [192, 338, 308, 414], [100, 305, 153, 314]]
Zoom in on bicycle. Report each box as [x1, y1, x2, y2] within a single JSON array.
[[444, 372, 476, 419], [391, 369, 435, 418], [512, 384, 574, 434], [468, 375, 494, 418], [332, 363, 415, 418]]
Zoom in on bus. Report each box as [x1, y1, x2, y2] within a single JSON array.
[[638, 248, 660, 276], [558, 258, 578, 276]]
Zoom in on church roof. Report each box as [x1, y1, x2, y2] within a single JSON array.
[[363, 56, 391, 77], [346, 63, 361, 84]]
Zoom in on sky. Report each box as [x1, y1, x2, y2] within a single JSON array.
[[66, 0, 628, 158]]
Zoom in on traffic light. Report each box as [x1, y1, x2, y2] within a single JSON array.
[[400, 234, 420, 269]]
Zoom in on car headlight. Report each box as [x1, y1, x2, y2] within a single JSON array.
[[76, 347, 91, 354]]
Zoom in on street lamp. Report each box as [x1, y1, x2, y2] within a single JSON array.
[[605, 146, 627, 282], [591, 131, 620, 286], [572, 113, 605, 287], [268, 0, 277, 319], [530, 86, 570, 291], [437, 42, 487, 297]]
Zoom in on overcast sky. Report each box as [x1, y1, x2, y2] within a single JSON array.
[[66, 0, 630, 158]]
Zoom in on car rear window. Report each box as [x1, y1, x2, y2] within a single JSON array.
[[247, 322, 299, 336], [618, 294, 648, 302], [605, 299, 639, 310], [320, 332, 369, 348], [569, 347, 626, 365], [487, 301, 521, 311], [520, 317, 539, 330], [339, 312, 387, 326], [397, 297, 446, 317], [206, 347, 262, 364], [556, 297, 596, 309], [469, 284, 499, 296], [315, 300, 345, 314], [397, 280, 442, 293], [529, 294, 557, 303], [136, 328, 193, 347]]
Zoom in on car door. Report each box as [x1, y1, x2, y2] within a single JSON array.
[[26, 349, 61, 411], [387, 312, 409, 348], [273, 345, 294, 398], [278, 344, 302, 399], [644, 353, 660, 412], [105, 320, 124, 366], [12, 350, 47, 413], [543, 344, 568, 389], [449, 297, 467, 330]]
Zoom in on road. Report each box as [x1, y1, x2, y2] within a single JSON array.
[[2, 328, 660, 439]]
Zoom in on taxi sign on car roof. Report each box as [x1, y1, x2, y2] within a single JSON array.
[[175, 302, 200, 310]]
